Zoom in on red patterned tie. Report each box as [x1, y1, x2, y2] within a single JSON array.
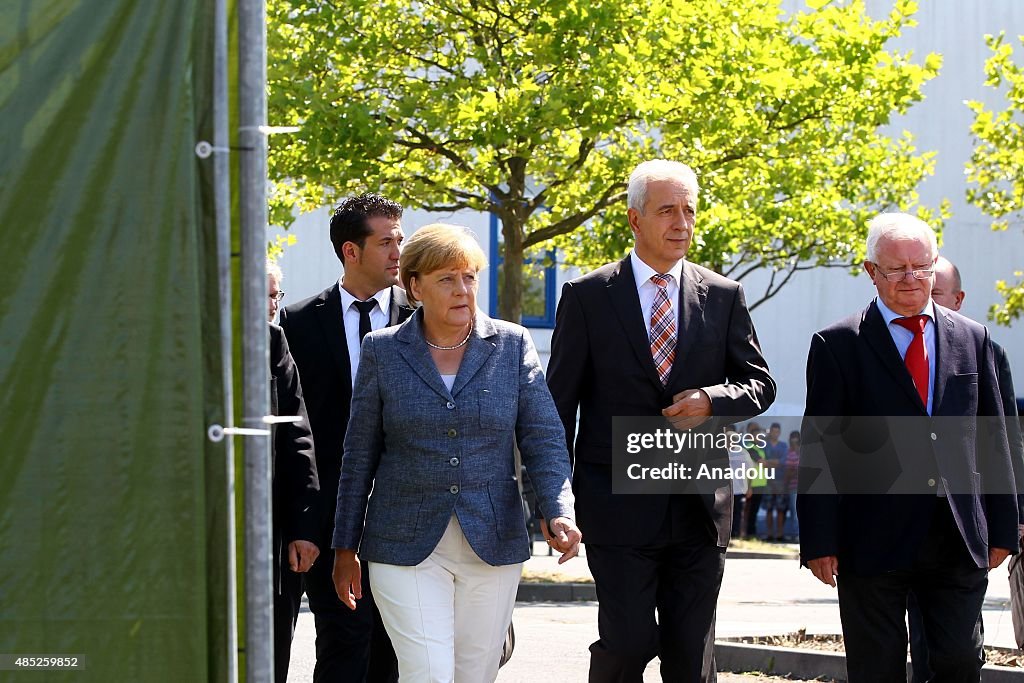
[[649, 274, 676, 385], [893, 315, 929, 409]]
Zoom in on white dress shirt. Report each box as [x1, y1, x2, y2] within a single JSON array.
[[630, 251, 683, 340], [339, 281, 392, 386]]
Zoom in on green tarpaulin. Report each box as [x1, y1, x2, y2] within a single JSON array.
[[1, 1, 231, 679]]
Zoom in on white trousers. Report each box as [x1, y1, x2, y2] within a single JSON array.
[[368, 516, 522, 683]]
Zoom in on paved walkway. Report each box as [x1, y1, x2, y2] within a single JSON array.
[[286, 544, 1017, 681]]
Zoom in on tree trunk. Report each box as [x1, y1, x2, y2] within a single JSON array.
[[497, 212, 524, 323]]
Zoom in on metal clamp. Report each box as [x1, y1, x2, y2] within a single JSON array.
[[207, 424, 270, 442], [207, 415, 301, 442], [195, 141, 230, 158]]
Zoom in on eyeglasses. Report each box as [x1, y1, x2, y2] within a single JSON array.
[[869, 264, 934, 282], [269, 291, 285, 302]]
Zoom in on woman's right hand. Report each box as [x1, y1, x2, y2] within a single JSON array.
[[332, 549, 363, 610]]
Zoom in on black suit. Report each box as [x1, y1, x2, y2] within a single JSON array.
[[269, 322, 319, 683], [908, 340, 1024, 682], [547, 256, 775, 682], [279, 283, 413, 683], [798, 301, 1019, 682]]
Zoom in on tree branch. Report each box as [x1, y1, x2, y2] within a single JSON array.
[[523, 182, 627, 247]]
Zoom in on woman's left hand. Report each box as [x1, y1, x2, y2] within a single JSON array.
[[546, 516, 582, 564]]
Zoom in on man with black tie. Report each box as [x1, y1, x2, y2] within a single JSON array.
[[279, 193, 413, 682], [547, 159, 776, 682], [798, 213, 1019, 682]]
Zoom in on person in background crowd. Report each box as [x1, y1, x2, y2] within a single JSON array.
[[781, 431, 801, 542], [727, 424, 755, 537], [332, 223, 580, 682], [744, 422, 768, 540], [763, 423, 789, 542]]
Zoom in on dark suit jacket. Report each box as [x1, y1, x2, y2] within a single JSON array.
[[994, 342, 1024, 523], [269, 322, 318, 589], [279, 283, 414, 543], [546, 256, 776, 546], [798, 301, 1019, 575]]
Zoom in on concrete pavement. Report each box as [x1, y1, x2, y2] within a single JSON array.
[[285, 544, 1018, 681]]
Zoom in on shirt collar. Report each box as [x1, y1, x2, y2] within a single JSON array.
[[630, 251, 683, 291], [338, 279, 392, 314], [875, 297, 934, 326]]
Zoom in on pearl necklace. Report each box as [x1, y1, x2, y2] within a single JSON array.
[[424, 323, 474, 351]]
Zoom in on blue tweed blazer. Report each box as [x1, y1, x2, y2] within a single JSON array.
[[332, 308, 575, 566]]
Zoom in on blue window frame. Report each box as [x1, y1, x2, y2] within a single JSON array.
[[488, 211, 557, 328]]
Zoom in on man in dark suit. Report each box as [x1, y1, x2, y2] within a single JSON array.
[[267, 259, 320, 683], [906, 255, 1024, 682], [547, 159, 776, 682], [268, 319, 319, 683], [279, 193, 413, 682], [798, 213, 1019, 682]]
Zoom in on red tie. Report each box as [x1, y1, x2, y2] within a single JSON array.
[[893, 315, 929, 409]]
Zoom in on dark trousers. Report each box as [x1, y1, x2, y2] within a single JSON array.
[[586, 518, 725, 682], [837, 499, 987, 683], [907, 590, 931, 683], [908, 591, 985, 683], [274, 561, 304, 683], [304, 553, 398, 683], [745, 491, 763, 538], [731, 495, 744, 536]]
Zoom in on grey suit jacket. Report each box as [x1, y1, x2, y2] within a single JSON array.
[[332, 308, 575, 566]]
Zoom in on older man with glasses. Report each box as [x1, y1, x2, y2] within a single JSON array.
[[266, 258, 319, 683], [798, 212, 1018, 683]]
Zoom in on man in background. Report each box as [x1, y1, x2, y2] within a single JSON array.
[[267, 259, 319, 683], [905, 255, 1024, 681], [279, 194, 412, 682]]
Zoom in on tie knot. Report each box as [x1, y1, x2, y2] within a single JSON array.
[[650, 274, 673, 289], [893, 314, 928, 334], [353, 299, 378, 315]]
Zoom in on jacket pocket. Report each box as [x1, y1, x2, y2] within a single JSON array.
[[488, 480, 526, 541], [364, 490, 421, 542]]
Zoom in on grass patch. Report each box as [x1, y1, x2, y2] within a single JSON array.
[[521, 568, 593, 584]]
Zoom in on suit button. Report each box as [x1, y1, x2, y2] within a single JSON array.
[[449, 485, 460, 494], [930, 432, 937, 441], [927, 478, 936, 487], [446, 401, 455, 410], [447, 428, 457, 437], [449, 457, 460, 467]]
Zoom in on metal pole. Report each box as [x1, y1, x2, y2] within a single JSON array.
[[213, 0, 238, 677], [238, 0, 273, 680]]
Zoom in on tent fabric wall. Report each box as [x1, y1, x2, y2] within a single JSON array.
[[0, 1, 229, 680]]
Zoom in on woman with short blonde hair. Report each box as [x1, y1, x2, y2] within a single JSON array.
[[333, 223, 580, 682]]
